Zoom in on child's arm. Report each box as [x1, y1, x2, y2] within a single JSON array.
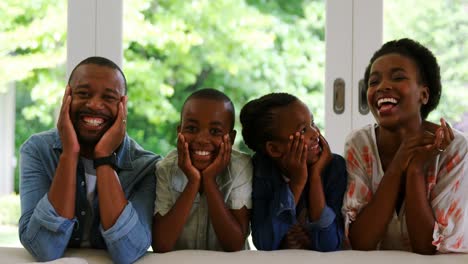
[[307, 135, 331, 220], [203, 134, 250, 251], [252, 134, 309, 250], [251, 174, 297, 250], [152, 134, 201, 253], [306, 136, 345, 251]]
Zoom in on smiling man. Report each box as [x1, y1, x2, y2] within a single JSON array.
[[19, 57, 161, 264]]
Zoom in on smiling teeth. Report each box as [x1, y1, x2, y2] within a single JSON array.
[[377, 98, 398, 107], [83, 118, 104, 126], [194, 150, 210, 156]]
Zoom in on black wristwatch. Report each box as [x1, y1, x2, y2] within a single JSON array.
[[93, 152, 117, 169]]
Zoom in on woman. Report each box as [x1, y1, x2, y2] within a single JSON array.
[[342, 38, 467, 254]]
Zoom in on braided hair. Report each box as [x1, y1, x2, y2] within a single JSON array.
[[240, 93, 298, 154]]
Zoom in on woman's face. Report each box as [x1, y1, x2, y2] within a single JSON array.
[[367, 53, 429, 129]]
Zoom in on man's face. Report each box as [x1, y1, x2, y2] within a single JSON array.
[[69, 64, 125, 145], [178, 98, 235, 171]]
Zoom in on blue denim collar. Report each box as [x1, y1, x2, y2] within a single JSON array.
[[51, 129, 134, 170]]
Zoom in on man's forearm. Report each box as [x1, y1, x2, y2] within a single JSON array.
[[48, 152, 79, 219], [96, 166, 127, 230]]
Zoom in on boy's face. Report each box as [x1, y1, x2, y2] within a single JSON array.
[[270, 100, 321, 165], [178, 97, 235, 171]]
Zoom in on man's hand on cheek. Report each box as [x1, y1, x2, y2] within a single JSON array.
[[94, 96, 127, 158], [58, 85, 80, 155]]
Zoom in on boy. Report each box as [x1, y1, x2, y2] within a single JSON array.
[[152, 88, 252, 252]]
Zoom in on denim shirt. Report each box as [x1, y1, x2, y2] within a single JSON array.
[[19, 129, 161, 264], [251, 153, 347, 251]]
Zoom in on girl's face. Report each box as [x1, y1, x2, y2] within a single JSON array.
[[268, 100, 321, 165], [367, 53, 429, 129]]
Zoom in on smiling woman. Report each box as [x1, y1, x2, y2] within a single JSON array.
[[343, 38, 468, 254]]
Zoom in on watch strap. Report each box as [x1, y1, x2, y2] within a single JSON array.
[[93, 152, 117, 169]]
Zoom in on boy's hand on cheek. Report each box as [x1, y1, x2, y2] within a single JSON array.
[[177, 133, 201, 185], [202, 134, 231, 183]]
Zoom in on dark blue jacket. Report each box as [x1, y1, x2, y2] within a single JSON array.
[[251, 153, 347, 251]]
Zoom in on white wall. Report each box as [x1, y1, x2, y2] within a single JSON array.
[[325, 0, 382, 155], [67, 0, 123, 77], [0, 84, 16, 195]]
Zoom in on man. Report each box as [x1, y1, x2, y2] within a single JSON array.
[[19, 57, 160, 264]]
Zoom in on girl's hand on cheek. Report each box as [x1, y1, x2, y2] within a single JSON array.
[[281, 132, 307, 186], [310, 135, 332, 176]]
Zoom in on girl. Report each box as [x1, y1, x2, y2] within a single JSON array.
[[240, 93, 346, 251]]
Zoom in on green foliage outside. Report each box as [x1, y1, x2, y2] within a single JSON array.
[[384, 0, 468, 124], [1, 0, 467, 194]]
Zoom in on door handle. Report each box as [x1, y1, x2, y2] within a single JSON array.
[[358, 79, 369, 115], [333, 78, 345, 114]]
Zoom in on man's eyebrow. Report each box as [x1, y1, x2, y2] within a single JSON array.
[[75, 84, 90, 89], [104, 87, 120, 95]]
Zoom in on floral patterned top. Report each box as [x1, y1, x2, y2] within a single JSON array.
[[342, 124, 468, 253]]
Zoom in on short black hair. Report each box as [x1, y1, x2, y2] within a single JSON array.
[[181, 88, 235, 130], [240, 93, 298, 153], [68, 56, 127, 95], [364, 38, 441, 119]]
